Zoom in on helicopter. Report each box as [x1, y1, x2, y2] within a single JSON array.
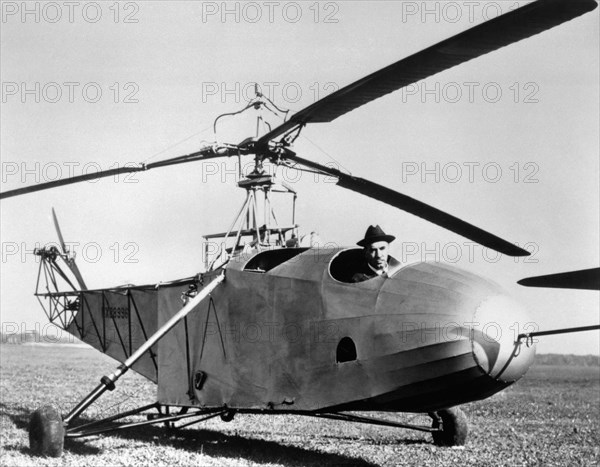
[[1, 0, 599, 459]]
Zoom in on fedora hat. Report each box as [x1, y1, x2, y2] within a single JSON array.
[[357, 225, 395, 247]]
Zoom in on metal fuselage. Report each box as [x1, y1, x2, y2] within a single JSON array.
[[153, 247, 535, 413]]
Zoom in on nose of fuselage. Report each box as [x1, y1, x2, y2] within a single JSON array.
[[470, 295, 536, 383]]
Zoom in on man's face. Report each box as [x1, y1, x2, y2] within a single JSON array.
[[364, 241, 389, 270]]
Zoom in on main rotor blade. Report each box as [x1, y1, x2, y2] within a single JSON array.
[[258, 0, 597, 144], [0, 147, 231, 200], [518, 268, 600, 290], [288, 154, 529, 257]]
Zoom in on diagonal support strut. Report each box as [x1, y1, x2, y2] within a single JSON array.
[[62, 272, 225, 425]]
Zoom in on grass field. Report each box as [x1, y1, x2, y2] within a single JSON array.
[[1, 344, 598, 466]]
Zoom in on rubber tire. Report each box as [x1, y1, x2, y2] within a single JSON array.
[[29, 405, 64, 457], [431, 407, 468, 447]]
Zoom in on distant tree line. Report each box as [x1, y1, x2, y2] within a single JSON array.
[[535, 353, 599, 367]]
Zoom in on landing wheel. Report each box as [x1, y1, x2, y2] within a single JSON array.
[[29, 405, 65, 457], [220, 410, 235, 422], [430, 407, 468, 446]]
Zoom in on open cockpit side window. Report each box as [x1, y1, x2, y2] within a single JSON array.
[[329, 249, 364, 283], [329, 248, 400, 283], [244, 248, 309, 273]]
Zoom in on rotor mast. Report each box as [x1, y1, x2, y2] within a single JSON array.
[[202, 173, 298, 271], [201, 88, 302, 270]]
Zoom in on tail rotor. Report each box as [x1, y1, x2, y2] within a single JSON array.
[[51, 208, 87, 290]]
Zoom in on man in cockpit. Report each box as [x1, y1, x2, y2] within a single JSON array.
[[351, 225, 397, 283]]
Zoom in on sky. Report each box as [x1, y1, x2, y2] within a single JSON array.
[[1, 1, 598, 354]]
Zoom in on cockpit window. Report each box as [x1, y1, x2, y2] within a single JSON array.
[[329, 248, 399, 283], [244, 248, 309, 273], [329, 249, 366, 283]]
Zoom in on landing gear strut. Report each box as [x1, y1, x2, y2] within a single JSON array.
[[27, 273, 225, 457]]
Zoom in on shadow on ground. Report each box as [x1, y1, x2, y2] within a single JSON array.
[[0, 402, 434, 465], [110, 424, 382, 466]]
